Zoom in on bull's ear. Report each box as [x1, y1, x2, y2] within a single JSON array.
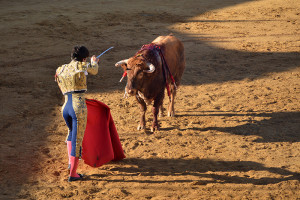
[[115, 59, 128, 71]]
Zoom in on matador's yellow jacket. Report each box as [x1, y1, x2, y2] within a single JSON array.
[[55, 60, 99, 94]]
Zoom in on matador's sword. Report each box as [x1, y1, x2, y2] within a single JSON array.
[[96, 46, 114, 59]]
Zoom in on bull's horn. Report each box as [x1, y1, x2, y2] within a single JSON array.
[[144, 63, 155, 73], [115, 59, 128, 67]]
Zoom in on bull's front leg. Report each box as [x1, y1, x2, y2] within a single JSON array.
[[151, 90, 164, 132], [135, 95, 147, 130]]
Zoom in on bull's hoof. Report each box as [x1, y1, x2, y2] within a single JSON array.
[[137, 124, 145, 131], [150, 125, 160, 133], [168, 111, 175, 117]]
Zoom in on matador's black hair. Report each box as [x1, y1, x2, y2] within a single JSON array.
[[71, 46, 89, 62]]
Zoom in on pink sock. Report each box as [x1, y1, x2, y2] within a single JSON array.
[[69, 156, 80, 178]]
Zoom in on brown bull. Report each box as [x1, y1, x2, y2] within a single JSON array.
[[115, 35, 185, 132]]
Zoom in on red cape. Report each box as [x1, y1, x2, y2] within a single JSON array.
[[82, 99, 125, 167]]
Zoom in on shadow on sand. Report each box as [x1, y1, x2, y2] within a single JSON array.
[[174, 111, 300, 143], [87, 158, 300, 185]]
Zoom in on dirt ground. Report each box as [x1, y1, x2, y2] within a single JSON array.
[[0, 0, 299, 199]]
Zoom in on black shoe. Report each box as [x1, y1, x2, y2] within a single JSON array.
[[78, 173, 84, 178], [68, 174, 84, 182]]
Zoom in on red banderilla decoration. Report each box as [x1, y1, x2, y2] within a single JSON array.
[[119, 71, 127, 82]]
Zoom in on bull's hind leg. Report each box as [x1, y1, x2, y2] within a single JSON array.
[[136, 96, 146, 130], [158, 104, 164, 117], [168, 84, 176, 117]]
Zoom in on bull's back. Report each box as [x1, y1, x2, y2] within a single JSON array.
[[152, 35, 185, 85]]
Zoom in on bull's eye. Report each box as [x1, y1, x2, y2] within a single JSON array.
[[137, 71, 143, 79], [126, 68, 131, 71]]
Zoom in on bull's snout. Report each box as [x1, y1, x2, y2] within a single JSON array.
[[127, 89, 137, 95], [126, 81, 137, 96], [125, 85, 137, 96]]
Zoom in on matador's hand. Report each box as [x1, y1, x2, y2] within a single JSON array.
[[91, 55, 99, 65]]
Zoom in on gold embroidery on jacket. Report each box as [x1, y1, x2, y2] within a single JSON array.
[[72, 93, 87, 158], [56, 60, 98, 94]]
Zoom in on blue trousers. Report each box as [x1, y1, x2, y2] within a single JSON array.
[[62, 92, 87, 158]]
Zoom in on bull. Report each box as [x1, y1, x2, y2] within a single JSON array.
[[115, 35, 185, 132]]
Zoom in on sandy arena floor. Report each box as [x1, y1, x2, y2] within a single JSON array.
[[0, 0, 299, 199]]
